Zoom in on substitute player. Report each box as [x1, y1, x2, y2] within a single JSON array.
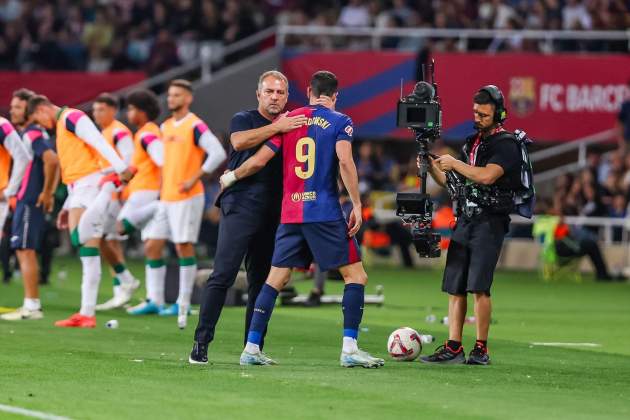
[[9, 88, 36, 132], [1, 114, 60, 321], [213, 71, 383, 368], [118, 89, 167, 315], [28, 95, 134, 328], [146, 79, 226, 329], [92, 93, 140, 311]]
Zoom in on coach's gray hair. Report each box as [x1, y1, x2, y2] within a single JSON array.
[[257, 70, 289, 91]]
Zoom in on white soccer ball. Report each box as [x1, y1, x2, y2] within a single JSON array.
[[387, 327, 422, 361], [105, 319, 119, 329]]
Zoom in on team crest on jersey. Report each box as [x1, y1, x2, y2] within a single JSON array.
[[344, 126, 353, 137], [291, 191, 317, 202]]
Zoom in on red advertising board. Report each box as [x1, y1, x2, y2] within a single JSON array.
[[282, 51, 630, 142], [0, 71, 145, 114]]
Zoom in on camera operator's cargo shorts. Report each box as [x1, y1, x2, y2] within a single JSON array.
[[442, 215, 509, 296], [272, 219, 361, 271]]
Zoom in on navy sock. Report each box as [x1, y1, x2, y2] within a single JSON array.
[[246, 284, 278, 345], [342, 283, 364, 339]]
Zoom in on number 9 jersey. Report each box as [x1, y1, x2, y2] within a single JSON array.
[[265, 104, 353, 224]]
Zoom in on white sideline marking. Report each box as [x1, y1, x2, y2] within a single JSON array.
[[530, 342, 602, 348], [0, 403, 72, 420]]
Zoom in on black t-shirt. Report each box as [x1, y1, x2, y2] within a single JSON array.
[[461, 130, 522, 191], [219, 109, 283, 205]]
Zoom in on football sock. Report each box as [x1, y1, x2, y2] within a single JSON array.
[[177, 257, 197, 308], [113, 263, 134, 287], [79, 247, 101, 317], [475, 340, 488, 350], [342, 283, 364, 352], [447, 340, 462, 351], [246, 284, 278, 352], [146, 259, 166, 305], [24, 298, 41, 311]]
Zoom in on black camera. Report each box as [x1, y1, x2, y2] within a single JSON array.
[[396, 81, 442, 133], [395, 60, 442, 258]]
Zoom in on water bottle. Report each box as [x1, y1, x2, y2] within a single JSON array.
[[420, 334, 435, 344]]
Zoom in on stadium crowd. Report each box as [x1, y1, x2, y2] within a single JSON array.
[[1, 0, 628, 72]]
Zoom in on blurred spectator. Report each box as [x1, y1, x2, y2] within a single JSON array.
[[617, 80, 630, 152], [338, 0, 370, 27]]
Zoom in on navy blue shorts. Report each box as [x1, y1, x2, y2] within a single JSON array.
[[11, 202, 46, 250], [271, 219, 361, 271]]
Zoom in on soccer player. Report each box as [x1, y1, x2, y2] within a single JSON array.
[[28, 95, 134, 328], [219, 71, 383, 368], [146, 79, 226, 329], [91, 93, 140, 310], [1, 110, 60, 321], [117, 89, 167, 315]]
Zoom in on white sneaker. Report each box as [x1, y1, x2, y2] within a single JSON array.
[[96, 279, 140, 311], [177, 303, 189, 330], [1, 307, 44, 321], [340, 349, 382, 368]]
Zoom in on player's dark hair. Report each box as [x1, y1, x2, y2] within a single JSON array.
[[310, 71, 338, 97], [94, 93, 119, 109], [169, 79, 193, 93], [473, 90, 494, 106], [26, 94, 51, 117], [12, 88, 36, 102], [126, 89, 161, 121]]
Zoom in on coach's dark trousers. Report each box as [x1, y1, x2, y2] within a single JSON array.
[[194, 193, 279, 346]]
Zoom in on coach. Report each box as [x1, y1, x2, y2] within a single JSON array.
[[420, 86, 522, 366], [190, 71, 307, 362]]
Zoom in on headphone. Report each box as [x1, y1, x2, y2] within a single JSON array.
[[479, 85, 507, 124]]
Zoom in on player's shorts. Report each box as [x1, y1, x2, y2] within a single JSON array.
[[66, 172, 101, 209], [271, 219, 361, 271], [10, 201, 46, 250], [442, 215, 509, 296], [0, 201, 9, 237], [103, 199, 122, 240], [143, 194, 204, 243], [118, 190, 160, 241]]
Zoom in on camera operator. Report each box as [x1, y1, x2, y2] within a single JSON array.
[[420, 85, 522, 366]]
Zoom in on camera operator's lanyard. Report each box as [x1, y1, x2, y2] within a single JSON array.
[[469, 126, 505, 165]]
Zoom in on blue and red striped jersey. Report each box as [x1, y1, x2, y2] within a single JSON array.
[[265, 105, 354, 224]]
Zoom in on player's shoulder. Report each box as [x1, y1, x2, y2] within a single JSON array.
[[113, 120, 132, 134], [288, 106, 311, 117], [24, 124, 45, 140], [233, 109, 257, 120], [139, 122, 161, 137], [0, 117, 15, 134]]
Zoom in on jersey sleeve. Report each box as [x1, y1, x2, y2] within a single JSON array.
[[264, 134, 282, 154], [3, 128, 31, 197], [336, 115, 354, 142], [229, 111, 252, 135], [25, 129, 52, 159], [140, 132, 164, 167], [113, 129, 134, 165], [194, 121, 227, 173]]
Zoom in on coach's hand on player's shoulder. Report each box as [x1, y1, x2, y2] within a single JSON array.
[[347, 205, 362, 237], [57, 208, 69, 230], [36, 192, 54, 213], [273, 112, 307, 133]]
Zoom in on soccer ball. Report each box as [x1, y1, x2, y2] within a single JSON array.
[[387, 327, 422, 361]]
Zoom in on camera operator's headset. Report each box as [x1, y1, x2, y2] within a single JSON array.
[[479, 85, 507, 124]]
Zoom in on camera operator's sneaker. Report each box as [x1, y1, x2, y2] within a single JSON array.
[[189, 342, 208, 365], [419, 342, 466, 364], [466, 344, 491, 365], [240, 349, 277, 366], [340, 349, 381, 368]]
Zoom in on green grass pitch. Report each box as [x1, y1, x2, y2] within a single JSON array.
[[1, 257, 629, 419]]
